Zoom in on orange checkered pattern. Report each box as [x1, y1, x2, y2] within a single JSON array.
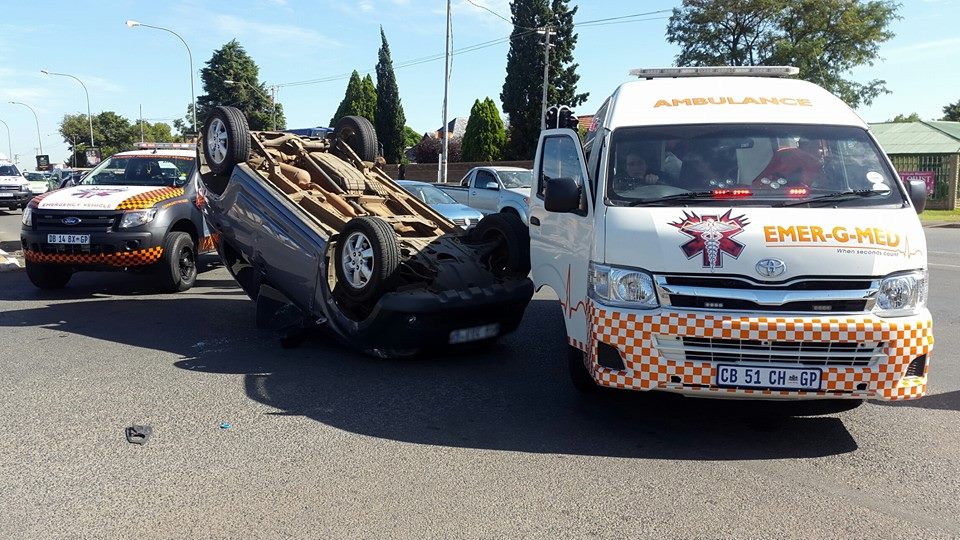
[[578, 303, 933, 401], [115, 187, 184, 210], [24, 247, 163, 267], [197, 232, 219, 254]]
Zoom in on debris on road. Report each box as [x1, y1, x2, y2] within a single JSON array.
[[124, 425, 152, 445], [0, 249, 21, 272]]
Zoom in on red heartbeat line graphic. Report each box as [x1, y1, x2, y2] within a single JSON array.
[[558, 265, 589, 320]]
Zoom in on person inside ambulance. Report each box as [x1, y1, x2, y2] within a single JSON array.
[[753, 137, 823, 189], [612, 150, 660, 194]]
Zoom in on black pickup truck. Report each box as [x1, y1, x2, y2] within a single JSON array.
[[196, 107, 533, 356]]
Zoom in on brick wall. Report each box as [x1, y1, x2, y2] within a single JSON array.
[[382, 161, 533, 184]]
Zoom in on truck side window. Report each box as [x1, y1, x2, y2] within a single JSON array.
[[538, 136, 584, 198], [475, 170, 499, 190]]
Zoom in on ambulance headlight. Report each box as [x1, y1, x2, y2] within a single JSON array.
[[588, 262, 658, 309], [119, 209, 157, 229], [21, 205, 32, 227], [874, 270, 928, 317]]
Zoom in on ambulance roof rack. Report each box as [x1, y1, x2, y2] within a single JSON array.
[[135, 142, 196, 150], [629, 66, 799, 79]]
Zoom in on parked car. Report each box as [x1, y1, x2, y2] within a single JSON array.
[[21, 143, 216, 291], [531, 65, 932, 407], [0, 161, 31, 211], [436, 166, 532, 222], [196, 108, 534, 356], [22, 171, 50, 201], [396, 180, 484, 229]]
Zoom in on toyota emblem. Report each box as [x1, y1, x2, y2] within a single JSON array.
[[62, 217, 82, 226], [756, 258, 786, 278]]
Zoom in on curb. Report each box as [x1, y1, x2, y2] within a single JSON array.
[[921, 221, 960, 229]]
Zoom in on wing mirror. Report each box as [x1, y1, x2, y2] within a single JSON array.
[[906, 179, 927, 214], [544, 176, 581, 213], [483, 181, 499, 190]]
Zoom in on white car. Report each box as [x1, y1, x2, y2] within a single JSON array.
[[0, 161, 31, 211]]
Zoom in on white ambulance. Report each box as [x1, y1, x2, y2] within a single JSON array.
[[531, 67, 932, 405]]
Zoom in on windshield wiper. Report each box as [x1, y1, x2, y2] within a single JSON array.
[[773, 188, 888, 207], [625, 190, 719, 207]]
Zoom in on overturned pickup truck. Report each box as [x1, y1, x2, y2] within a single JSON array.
[[196, 106, 534, 355]]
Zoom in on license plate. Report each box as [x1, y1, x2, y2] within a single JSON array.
[[716, 364, 822, 391], [47, 234, 90, 245], [449, 323, 500, 344], [0, 193, 12, 198]]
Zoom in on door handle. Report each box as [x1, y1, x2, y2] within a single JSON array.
[[530, 216, 541, 226]]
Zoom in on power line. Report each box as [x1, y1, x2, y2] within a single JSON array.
[[273, 10, 672, 89]]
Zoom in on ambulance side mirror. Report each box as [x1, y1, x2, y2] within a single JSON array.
[[544, 176, 581, 213], [907, 179, 926, 214]]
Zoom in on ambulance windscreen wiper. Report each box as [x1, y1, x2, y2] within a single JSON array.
[[626, 190, 719, 207], [773, 188, 888, 208]]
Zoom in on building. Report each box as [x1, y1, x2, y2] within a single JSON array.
[[870, 121, 960, 210], [435, 117, 469, 140]]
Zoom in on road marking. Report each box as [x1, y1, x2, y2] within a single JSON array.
[[928, 250, 960, 256], [929, 263, 960, 269]]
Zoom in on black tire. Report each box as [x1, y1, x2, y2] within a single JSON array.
[[158, 232, 198, 292], [472, 212, 531, 278], [334, 216, 400, 303], [25, 262, 72, 289], [334, 115, 378, 163], [203, 106, 250, 176], [568, 345, 602, 395]]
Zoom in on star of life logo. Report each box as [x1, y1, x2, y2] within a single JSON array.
[[670, 210, 749, 270], [72, 187, 126, 199]]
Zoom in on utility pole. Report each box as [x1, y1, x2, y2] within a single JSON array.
[[270, 86, 277, 131], [538, 26, 556, 132], [139, 104, 144, 142], [441, 0, 452, 184]]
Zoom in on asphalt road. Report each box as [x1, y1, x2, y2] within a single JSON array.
[[0, 212, 958, 538]]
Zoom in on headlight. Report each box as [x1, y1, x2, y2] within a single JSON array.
[[21, 206, 32, 227], [588, 261, 659, 309], [119, 209, 157, 229], [874, 270, 928, 317]]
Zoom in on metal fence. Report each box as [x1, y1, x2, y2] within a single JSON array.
[[888, 154, 960, 210]]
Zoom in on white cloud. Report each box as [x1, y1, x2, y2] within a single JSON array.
[[886, 36, 960, 56], [212, 15, 341, 48]]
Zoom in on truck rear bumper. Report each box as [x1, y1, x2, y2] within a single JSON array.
[[326, 278, 535, 351], [575, 303, 934, 401]]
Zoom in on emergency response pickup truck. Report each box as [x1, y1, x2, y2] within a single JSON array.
[[532, 66, 933, 407], [21, 143, 215, 291]]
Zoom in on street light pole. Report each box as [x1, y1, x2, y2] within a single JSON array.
[[0, 118, 11, 161], [41, 70, 95, 147], [441, 0, 451, 184], [9, 101, 42, 154], [126, 20, 196, 133]]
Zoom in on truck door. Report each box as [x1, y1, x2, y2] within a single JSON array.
[[529, 130, 593, 347], [471, 169, 500, 213]]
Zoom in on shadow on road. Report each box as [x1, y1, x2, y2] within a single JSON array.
[[0, 284, 860, 460], [873, 389, 960, 412]]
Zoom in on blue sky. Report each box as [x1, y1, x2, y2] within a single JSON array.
[[0, 0, 957, 167]]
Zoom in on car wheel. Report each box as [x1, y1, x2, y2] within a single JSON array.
[[159, 232, 198, 292], [568, 344, 602, 394], [203, 106, 250, 176], [334, 216, 400, 303], [333, 115, 379, 163], [25, 262, 72, 289], [471, 212, 531, 278]]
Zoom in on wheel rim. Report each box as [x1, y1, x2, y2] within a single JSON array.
[[341, 231, 374, 290], [338, 126, 356, 150], [207, 117, 228, 164], [178, 246, 196, 281]]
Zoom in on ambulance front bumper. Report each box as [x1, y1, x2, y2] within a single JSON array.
[[578, 304, 933, 401]]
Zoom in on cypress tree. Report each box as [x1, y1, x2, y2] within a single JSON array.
[[375, 27, 407, 164], [330, 71, 377, 127], [501, 0, 586, 160], [461, 98, 507, 162]]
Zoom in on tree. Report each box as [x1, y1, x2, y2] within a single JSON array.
[[59, 112, 174, 166], [944, 100, 960, 122], [375, 28, 407, 164], [330, 71, 377, 127], [890, 112, 921, 123], [412, 135, 461, 164], [501, 0, 587, 160], [403, 126, 421, 151], [461, 98, 507, 162], [666, 0, 900, 108], [194, 39, 286, 132]]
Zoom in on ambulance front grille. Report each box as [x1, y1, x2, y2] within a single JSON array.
[[657, 336, 883, 368]]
